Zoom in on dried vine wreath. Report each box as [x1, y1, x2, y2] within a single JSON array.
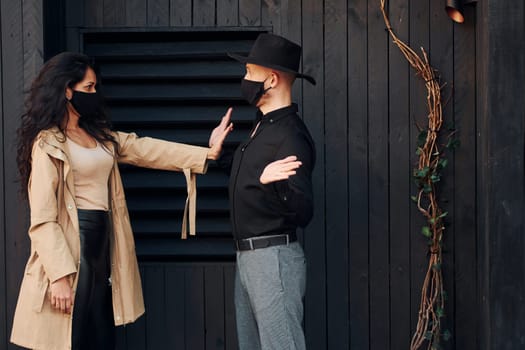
[[380, 1, 457, 349]]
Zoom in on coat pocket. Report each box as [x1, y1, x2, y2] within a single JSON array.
[[25, 263, 50, 313]]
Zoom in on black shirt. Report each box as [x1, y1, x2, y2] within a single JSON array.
[[219, 104, 316, 240]]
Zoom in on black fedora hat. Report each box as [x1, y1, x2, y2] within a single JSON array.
[[228, 33, 316, 85]]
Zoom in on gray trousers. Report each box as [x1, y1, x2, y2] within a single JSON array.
[[235, 242, 307, 350]]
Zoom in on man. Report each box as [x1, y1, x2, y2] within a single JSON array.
[[209, 33, 316, 350]]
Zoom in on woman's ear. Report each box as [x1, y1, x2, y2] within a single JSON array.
[[65, 87, 73, 101]]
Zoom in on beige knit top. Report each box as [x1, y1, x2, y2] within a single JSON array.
[[66, 138, 114, 211]]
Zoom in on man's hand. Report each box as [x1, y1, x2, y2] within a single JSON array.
[[208, 107, 234, 160], [50, 275, 74, 314], [260, 156, 302, 184]]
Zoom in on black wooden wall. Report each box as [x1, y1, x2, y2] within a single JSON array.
[[1, 0, 524, 349]]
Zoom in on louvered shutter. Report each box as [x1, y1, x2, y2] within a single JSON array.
[[83, 30, 264, 260]]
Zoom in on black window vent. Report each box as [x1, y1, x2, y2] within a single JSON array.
[[83, 30, 264, 261]]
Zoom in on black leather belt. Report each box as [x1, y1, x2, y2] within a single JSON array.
[[235, 232, 297, 251]]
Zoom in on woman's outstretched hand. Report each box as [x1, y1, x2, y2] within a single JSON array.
[[260, 156, 302, 184], [50, 275, 74, 314], [207, 107, 234, 160]]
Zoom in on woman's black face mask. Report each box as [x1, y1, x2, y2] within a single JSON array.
[[69, 90, 102, 119], [240, 76, 272, 106]]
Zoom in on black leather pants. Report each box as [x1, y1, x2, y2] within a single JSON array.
[[72, 209, 115, 350]]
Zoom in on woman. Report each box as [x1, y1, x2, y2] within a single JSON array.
[[10, 52, 232, 350]]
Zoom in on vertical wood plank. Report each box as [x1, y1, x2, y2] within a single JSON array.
[[193, 0, 216, 27], [115, 326, 127, 350], [279, 0, 300, 43], [65, 0, 83, 27], [23, 0, 44, 92], [185, 266, 205, 350], [84, 0, 103, 27], [126, 0, 147, 26], [261, 0, 280, 34], [205, 266, 225, 350], [367, 1, 390, 349], [65, 28, 81, 52], [126, 266, 146, 350], [166, 266, 187, 349], [325, 0, 349, 349], [409, 0, 430, 338], [44, 0, 66, 60], [145, 265, 166, 349], [104, 0, 126, 26], [429, 2, 455, 349], [217, 0, 239, 27], [302, 0, 326, 348], [477, 0, 525, 349], [148, 0, 170, 26], [262, 0, 302, 111], [65, 0, 83, 53], [453, 6, 478, 350], [347, 0, 368, 349], [0, 1, 5, 347], [170, 0, 192, 26], [239, 0, 260, 26], [388, 0, 411, 349], [4, 1, 32, 348], [475, 3, 490, 347], [224, 265, 238, 350]]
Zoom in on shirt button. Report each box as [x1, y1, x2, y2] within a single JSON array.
[[116, 316, 121, 321], [241, 147, 245, 152], [67, 204, 73, 210], [270, 119, 274, 123], [283, 196, 288, 201]]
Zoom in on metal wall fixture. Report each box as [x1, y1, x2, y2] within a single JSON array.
[[445, 0, 478, 23]]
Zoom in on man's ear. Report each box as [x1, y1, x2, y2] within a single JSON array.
[[270, 71, 279, 88]]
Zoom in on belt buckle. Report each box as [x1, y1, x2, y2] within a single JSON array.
[[286, 234, 290, 245], [248, 239, 254, 250]]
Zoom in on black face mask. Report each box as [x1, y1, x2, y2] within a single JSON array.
[[69, 90, 102, 119], [240, 77, 272, 106]]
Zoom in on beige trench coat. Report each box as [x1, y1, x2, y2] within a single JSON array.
[[10, 127, 209, 350]]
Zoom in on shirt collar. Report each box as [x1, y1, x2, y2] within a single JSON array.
[[255, 103, 298, 124]]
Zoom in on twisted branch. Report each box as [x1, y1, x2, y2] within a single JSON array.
[[379, 1, 449, 349]]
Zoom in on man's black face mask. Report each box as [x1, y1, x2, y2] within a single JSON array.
[[240, 76, 272, 106]]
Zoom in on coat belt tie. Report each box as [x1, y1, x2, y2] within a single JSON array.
[[181, 168, 197, 239]]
